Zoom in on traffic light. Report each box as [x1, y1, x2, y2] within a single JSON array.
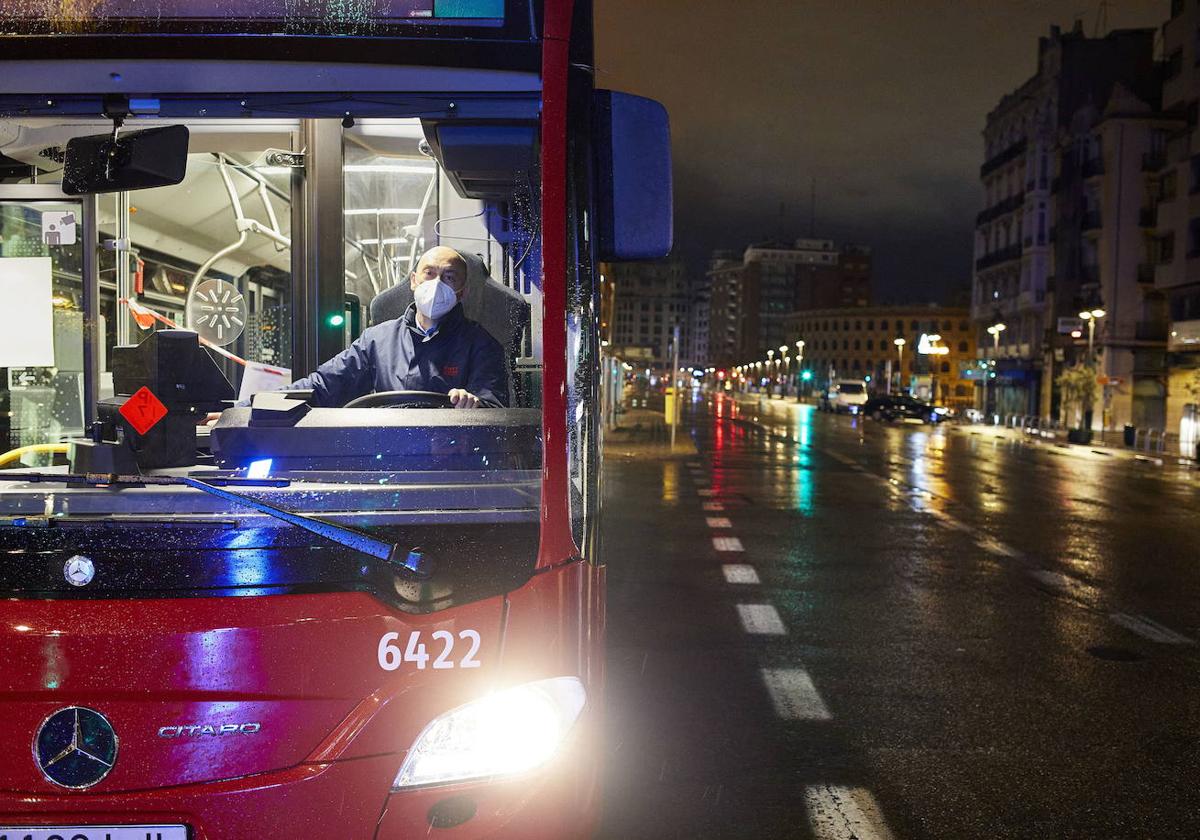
[[800, 370, 813, 381], [327, 313, 346, 328]]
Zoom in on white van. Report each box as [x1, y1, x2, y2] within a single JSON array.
[[823, 379, 870, 413]]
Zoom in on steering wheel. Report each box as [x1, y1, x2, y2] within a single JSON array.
[[343, 390, 454, 409]]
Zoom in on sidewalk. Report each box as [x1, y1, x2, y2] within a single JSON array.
[[948, 423, 1197, 467], [603, 408, 697, 459]]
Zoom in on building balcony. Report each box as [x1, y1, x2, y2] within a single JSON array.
[[980, 139, 1027, 178], [1081, 211, 1102, 232], [1135, 322, 1169, 342], [1082, 157, 1105, 178], [1139, 205, 1158, 227], [1137, 263, 1156, 284], [974, 243, 1023, 272], [974, 192, 1026, 226], [1016, 289, 1045, 310], [1142, 151, 1168, 172]]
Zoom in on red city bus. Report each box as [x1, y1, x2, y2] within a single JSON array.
[[0, 2, 671, 837]]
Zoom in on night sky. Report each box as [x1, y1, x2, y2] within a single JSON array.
[[595, 0, 1165, 304]]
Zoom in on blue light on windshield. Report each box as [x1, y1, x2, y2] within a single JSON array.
[[246, 459, 273, 480]]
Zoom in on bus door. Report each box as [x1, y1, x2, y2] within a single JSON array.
[[0, 184, 96, 461]]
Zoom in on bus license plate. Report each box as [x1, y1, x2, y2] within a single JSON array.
[[0, 827, 187, 840]]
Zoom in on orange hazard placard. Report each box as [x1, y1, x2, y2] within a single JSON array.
[[119, 386, 168, 435]]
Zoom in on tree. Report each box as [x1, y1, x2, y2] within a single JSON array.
[[1056, 363, 1097, 430], [1185, 367, 1200, 406]]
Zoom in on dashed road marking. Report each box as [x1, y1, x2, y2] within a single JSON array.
[[705, 516, 733, 529], [702, 502, 725, 511], [804, 785, 896, 840], [760, 667, 830, 719], [722, 564, 760, 584], [978, 537, 1021, 558], [737, 603, 786, 635], [1109, 612, 1195, 645], [1029, 569, 1077, 591], [712, 536, 744, 552]]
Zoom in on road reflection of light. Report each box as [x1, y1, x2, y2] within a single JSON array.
[[793, 454, 814, 515], [794, 404, 814, 449], [661, 461, 680, 503]]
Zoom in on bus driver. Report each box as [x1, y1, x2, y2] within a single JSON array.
[[280, 245, 508, 409]]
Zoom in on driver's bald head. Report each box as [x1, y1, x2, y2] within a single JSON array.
[[412, 246, 469, 293]]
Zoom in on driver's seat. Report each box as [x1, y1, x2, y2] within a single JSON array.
[[369, 250, 530, 405]]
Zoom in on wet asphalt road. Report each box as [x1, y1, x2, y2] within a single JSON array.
[[597, 393, 1200, 840]]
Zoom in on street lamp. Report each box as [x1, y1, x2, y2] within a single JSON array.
[[1077, 308, 1106, 434], [985, 321, 1006, 353], [795, 340, 806, 399], [893, 337, 906, 394], [1078, 308, 1105, 360], [983, 322, 1006, 422]]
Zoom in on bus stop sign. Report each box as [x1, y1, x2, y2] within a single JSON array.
[[120, 386, 168, 435]]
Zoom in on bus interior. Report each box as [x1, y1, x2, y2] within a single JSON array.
[[0, 113, 549, 605]]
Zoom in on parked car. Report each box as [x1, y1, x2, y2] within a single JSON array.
[[862, 395, 949, 424], [821, 379, 870, 413]]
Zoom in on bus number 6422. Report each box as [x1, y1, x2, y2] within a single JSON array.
[[377, 630, 481, 671]]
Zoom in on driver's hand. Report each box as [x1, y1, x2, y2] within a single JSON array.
[[201, 412, 222, 426], [448, 388, 481, 409]]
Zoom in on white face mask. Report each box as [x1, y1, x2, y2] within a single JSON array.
[[413, 278, 458, 322]]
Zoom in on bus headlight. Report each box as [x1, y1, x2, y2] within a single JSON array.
[[392, 677, 587, 790]]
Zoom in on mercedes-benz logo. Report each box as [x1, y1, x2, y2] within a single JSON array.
[[63, 555, 95, 587], [33, 707, 118, 789]]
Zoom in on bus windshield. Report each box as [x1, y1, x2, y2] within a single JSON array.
[[0, 114, 544, 583]]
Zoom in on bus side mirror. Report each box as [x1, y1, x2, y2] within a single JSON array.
[[593, 91, 672, 262], [62, 125, 189, 196]]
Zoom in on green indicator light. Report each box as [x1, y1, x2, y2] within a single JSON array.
[[327, 313, 346, 328], [801, 371, 813, 381]]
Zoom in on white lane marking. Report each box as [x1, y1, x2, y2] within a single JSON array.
[[978, 537, 1021, 558], [761, 667, 830, 720], [1028, 569, 1076, 591], [713, 536, 744, 552], [697, 488, 716, 497], [805, 785, 896, 840], [722, 564, 760, 584], [1109, 612, 1196, 645], [737, 603, 786, 635], [706, 516, 733, 529], [702, 502, 725, 511]]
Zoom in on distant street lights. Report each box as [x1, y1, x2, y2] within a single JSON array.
[[893, 337, 906, 394]]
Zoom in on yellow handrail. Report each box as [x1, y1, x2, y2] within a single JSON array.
[[0, 443, 69, 468]]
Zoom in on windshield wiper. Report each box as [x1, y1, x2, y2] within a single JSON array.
[[0, 470, 428, 576]]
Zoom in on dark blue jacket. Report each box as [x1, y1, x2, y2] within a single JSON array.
[[285, 303, 508, 408]]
